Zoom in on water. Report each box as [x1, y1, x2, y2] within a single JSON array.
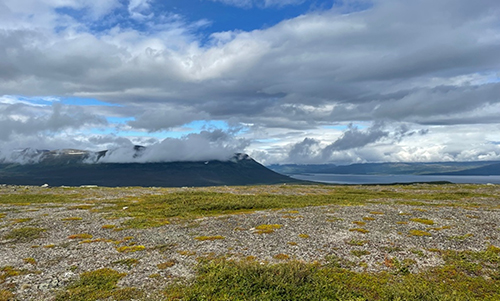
[[291, 173, 500, 185]]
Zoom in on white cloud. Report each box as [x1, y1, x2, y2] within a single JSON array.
[[1, 0, 500, 164]]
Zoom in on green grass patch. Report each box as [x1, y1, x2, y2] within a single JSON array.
[[349, 228, 369, 234], [112, 259, 139, 269], [346, 239, 368, 246], [157, 260, 176, 269], [116, 245, 145, 253], [409, 218, 434, 225], [254, 224, 282, 234], [194, 235, 225, 241], [55, 268, 142, 301], [0, 194, 79, 205], [351, 250, 370, 257], [164, 256, 500, 300], [62, 217, 83, 221], [68, 233, 93, 240], [409, 230, 431, 237], [4, 227, 46, 242]]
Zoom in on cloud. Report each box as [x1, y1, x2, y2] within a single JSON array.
[[210, 0, 305, 8], [94, 130, 250, 163], [0, 102, 107, 141], [1, 0, 500, 164], [128, 0, 153, 20]]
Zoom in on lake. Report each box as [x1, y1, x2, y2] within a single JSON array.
[[290, 173, 500, 185]]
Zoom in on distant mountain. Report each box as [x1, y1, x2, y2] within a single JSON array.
[[429, 162, 500, 176], [0, 148, 301, 187], [268, 161, 500, 176]]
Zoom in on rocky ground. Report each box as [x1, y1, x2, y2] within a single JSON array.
[[0, 184, 499, 300]]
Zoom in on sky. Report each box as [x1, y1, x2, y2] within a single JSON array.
[[1, 0, 500, 165]]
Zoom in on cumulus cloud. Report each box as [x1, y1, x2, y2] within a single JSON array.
[[0, 102, 107, 141], [1, 0, 500, 164], [92, 130, 250, 163]]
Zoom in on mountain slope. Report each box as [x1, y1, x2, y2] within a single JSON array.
[[429, 162, 500, 176], [0, 151, 300, 187], [268, 161, 500, 175]]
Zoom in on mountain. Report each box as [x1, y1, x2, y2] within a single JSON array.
[[429, 162, 500, 176], [268, 161, 500, 176], [0, 149, 300, 187]]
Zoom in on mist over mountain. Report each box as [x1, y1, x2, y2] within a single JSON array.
[[0, 147, 301, 187]]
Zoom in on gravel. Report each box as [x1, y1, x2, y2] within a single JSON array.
[[0, 184, 499, 300]]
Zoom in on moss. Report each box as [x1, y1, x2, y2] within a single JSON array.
[[409, 218, 434, 225], [346, 239, 367, 246], [273, 253, 290, 260], [177, 250, 196, 256], [362, 217, 375, 221], [194, 235, 225, 241], [254, 224, 282, 234], [116, 245, 145, 253], [0, 213, 6, 219], [101, 224, 116, 229], [61, 217, 82, 221], [157, 260, 176, 269], [68, 233, 93, 240], [112, 259, 139, 269], [4, 227, 46, 242], [23, 257, 36, 265], [409, 230, 432, 237], [0, 289, 15, 300], [448, 233, 474, 240], [287, 242, 298, 246], [55, 268, 142, 301], [298, 234, 310, 239], [351, 250, 371, 257], [466, 215, 480, 219], [352, 221, 366, 226], [80, 238, 113, 244], [369, 211, 384, 215], [427, 226, 452, 231], [43, 244, 56, 248], [349, 228, 370, 234], [10, 218, 33, 224], [410, 249, 425, 257], [396, 221, 408, 225]]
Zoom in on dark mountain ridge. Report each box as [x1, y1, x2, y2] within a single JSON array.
[[0, 148, 300, 187], [269, 161, 500, 176]]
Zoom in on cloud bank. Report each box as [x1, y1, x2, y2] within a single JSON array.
[[0, 0, 499, 165]]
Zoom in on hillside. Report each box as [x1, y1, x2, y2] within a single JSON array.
[[269, 161, 500, 175], [0, 150, 300, 187]]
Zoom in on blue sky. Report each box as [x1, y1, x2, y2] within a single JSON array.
[[1, 0, 500, 164]]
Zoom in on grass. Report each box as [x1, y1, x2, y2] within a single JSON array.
[[112, 259, 139, 269], [116, 245, 145, 253], [409, 218, 434, 225], [55, 268, 142, 301], [194, 235, 225, 241], [164, 253, 500, 300], [68, 233, 93, 240], [157, 260, 176, 269], [3, 227, 46, 242], [409, 230, 432, 237], [351, 250, 371, 257], [61, 217, 83, 221], [254, 224, 282, 234], [349, 228, 370, 234]]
